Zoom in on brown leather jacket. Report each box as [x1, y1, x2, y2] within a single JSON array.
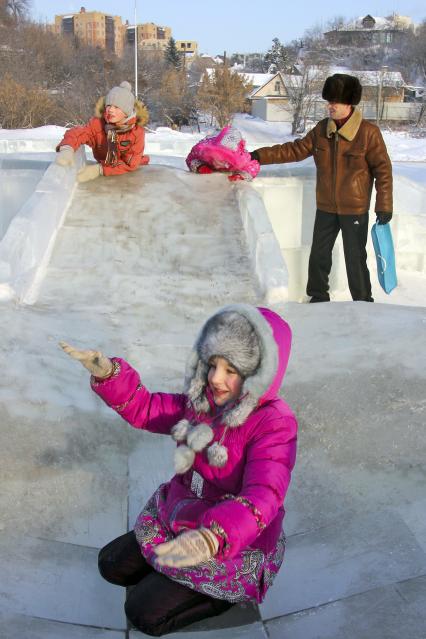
[[254, 109, 393, 215]]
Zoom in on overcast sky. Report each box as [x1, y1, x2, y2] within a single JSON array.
[[30, 1, 425, 54]]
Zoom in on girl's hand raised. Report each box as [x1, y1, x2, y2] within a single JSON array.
[[59, 341, 114, 379]]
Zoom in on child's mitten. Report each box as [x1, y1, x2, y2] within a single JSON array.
[[55, 146, 75, 167], [59, 341, 114, 379], [197, 165, 214, 174], [77, 163, 103, 183], [154, 528, 219, 568]]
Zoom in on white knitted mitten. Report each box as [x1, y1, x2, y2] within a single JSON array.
[[77, 163, 102, 183], [154, 528, 219, 568], [55, 146, 75, 167], [59, 341, 113, 379]]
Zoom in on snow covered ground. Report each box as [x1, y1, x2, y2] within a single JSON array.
[[0, 115, 425, 638]]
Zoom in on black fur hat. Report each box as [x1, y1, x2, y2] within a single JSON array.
[[322, 74, 362, 105]]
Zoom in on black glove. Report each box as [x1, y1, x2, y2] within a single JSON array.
[[376, 212, 392, 225], [250, 150, 260, 162]]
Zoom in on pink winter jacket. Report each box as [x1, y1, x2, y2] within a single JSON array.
[[91, 307, 297, 559]]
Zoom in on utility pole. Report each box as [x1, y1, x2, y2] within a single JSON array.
[[377, 65, 388, 124], [134, 0, 138, 98]]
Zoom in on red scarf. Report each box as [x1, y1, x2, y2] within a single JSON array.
[[104, 117, 137, 166]]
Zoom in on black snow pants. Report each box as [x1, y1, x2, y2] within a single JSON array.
[[306, 209, 373, 302], [98, 531, 234, 637]]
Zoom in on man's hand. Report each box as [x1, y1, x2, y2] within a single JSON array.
[[77, 163, 102, 183], [376, 212, 393, 225], [55, 146, 75, 167], [59, 341, 113, 378], [154, 528, 219, 568]]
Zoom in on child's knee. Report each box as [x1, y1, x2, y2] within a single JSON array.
[[97, 546, 127, 586], [125, 593, 166, 636]]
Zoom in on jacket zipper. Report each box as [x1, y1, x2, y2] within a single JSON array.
[[332, 133, 338, 211]]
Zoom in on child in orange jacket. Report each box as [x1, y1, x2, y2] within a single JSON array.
[[55, 81, 150, 182]]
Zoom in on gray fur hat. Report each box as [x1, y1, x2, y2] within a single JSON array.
[[185, 304, 277, 428], [198, 310, 261, 377], [105, 81, 135, 116]]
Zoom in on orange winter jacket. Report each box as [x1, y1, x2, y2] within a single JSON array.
[[254, 109, 393, 215], [57, 97, 150, 176]]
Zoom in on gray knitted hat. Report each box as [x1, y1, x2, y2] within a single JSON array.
[[105, 81, 135, 116], [198, 310, 261, 377]]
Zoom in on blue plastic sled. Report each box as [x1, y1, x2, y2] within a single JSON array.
[[371, 223, 397, 294]]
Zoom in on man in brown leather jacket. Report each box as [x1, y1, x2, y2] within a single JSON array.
[[251, 74, 393, 302]]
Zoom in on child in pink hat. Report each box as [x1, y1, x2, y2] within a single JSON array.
[[186, 126, 260, 181]]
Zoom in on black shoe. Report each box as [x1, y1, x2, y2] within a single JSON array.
[[309, 297, 329, 303]]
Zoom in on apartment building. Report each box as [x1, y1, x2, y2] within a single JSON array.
[[54, 7, 124, 56], [176, 40, 198, 58], [125, 22, 172, 50]]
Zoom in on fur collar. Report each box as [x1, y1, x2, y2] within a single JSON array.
[[326, 108, 362, 141], [95, 96, 149, 127]]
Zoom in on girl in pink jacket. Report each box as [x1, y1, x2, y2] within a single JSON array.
[[61, 304, 297, 636]]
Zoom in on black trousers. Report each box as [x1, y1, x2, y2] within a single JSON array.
[[98, 531, 234, 637], [306, 210, 373, 302]]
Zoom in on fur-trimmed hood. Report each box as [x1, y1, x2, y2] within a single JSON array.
[[185, 304, 291, 427], [171, 304, 292, 473], [95, 96, 149, 127]]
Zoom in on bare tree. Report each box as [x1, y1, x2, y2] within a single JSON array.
[[1, 0, 30, 21], [196, 65, 252, 128], [156, 67, 196, 128], [281, 62, 329, 134], [0, 74, 60, 127]]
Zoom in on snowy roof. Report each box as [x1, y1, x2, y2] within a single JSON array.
[[293, 65, 405, 88], [203, 68, 273, 88], [237, 72, 274, 87], [357, 70, 405, 87], [338, 14, 411, 31]]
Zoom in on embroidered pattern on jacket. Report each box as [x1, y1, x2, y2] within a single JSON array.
[[221, 494, 266, 530], [90, 359, 121, 387], [113, 383, 142, 412], [133, 486, 284, 603]]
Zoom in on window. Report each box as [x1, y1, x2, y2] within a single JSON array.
[[187, 42, 191, 47], [275, 81, 281, 92]]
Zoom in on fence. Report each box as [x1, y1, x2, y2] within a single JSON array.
[[310, 100, 422, 122]]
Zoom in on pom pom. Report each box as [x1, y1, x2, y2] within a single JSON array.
[[120, 81, 132, 91], [171, 419, 191, 442], [207, 442, 228, 467], [174, 445, 196, 474], [187, 423, 214, 452]]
